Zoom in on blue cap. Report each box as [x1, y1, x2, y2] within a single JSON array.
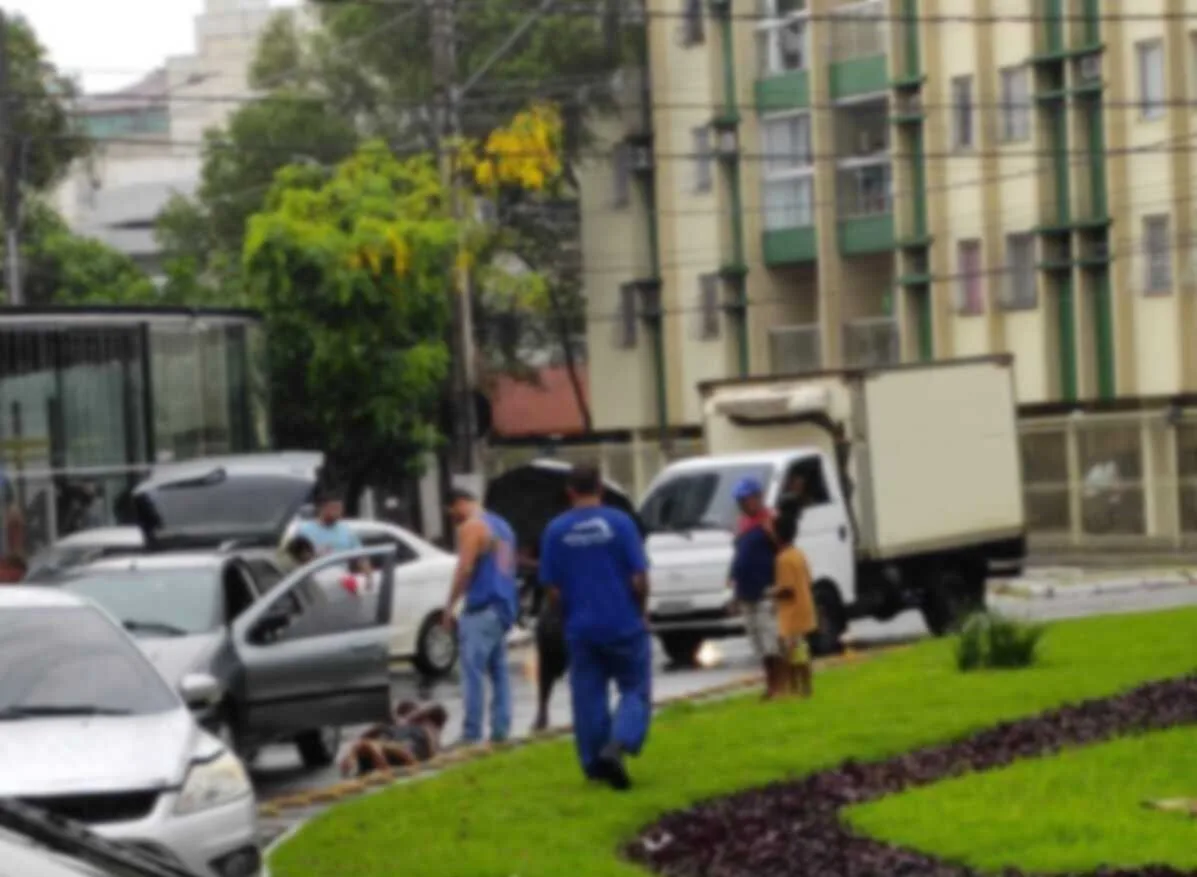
[[732, 477, 764, 502]]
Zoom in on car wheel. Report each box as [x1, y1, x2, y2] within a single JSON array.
[[659, 632, 705, 668], [296, 726, 342, 769], [414, 610, 458, 678]]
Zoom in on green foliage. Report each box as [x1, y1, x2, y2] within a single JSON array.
[[955, 611, 1046, 672], [243, 142, 457, 493], [271, 607, 1197, 877], [3, 15, 89, 192], [849, 727, 1197, 873], [15, 201, 156, 306]]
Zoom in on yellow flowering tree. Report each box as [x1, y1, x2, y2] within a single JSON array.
[[243, 141, 458, 498]]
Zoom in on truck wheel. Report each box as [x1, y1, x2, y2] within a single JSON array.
[[659, 633, 705, 668], [809, 582, 846, 657], [921, 565, 985, 636], [414, 611, 458, 678]]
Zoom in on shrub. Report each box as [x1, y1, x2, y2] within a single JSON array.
[[955, 611, 1046, 672]]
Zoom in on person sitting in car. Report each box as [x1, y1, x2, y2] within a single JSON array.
[[339, 701, 449, 776]]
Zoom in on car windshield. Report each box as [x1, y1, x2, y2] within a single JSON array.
[[0, 606, 178, 718], [640, 463, 775, 533], [59, 568, 222, 636]]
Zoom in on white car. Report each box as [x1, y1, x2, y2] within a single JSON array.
[[0, 588, 261, 877]]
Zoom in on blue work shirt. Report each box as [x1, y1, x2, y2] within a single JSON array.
[[296, 519, 362, 555], [730, 524, 775, 603], [466, 510, 519, 629], [539, 505, 648, 645]]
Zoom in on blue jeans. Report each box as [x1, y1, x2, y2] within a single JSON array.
[[568, 631, 652, 776], [459, 606, 512, 744]]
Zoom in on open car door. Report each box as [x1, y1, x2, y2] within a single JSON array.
[[229, 544, 396, 739]]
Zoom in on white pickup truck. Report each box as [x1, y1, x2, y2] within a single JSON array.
[[644, 356, 1027, 665]]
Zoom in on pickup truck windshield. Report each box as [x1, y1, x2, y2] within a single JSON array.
[[640, 463, 773, 534]]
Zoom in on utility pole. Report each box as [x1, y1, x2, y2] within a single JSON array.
[[431, 0, 479, 479], [0, 10, 21, 306]]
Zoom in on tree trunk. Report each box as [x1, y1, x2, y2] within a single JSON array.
[[547, 284, 592, 432]]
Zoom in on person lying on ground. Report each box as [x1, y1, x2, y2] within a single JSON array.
[[769, 503, 816, 699], [339, 701, 449, 776]]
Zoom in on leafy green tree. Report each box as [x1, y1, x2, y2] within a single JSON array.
[[243, 143, 458, 501], [15, 201, 156, 306], [3, 14, 89, 192]]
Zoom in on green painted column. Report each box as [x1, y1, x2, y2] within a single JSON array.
[[902, 0, 919, 77], [1094, 268, 1115, 399], [1057, 275, 1078, 401], [714, 0, 749, 377], [911, 127, 928, 239], [917, 287, 933, 362]]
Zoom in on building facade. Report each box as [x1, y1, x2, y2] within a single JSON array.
[[0, 308, 269, 554], [577, 0, 1197, 549], [53, 0, 288, 281]]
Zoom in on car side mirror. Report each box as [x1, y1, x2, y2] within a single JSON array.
[[179, 673, 221, 710]]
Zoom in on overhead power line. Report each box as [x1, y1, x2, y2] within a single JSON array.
[[307, 0, 1197, 25]]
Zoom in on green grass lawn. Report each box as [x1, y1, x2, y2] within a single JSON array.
[[272, 609, 1197, 877], [848, 726, 1197, 873]]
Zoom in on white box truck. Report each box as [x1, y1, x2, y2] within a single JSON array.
[[643, 356, 1027, 664]]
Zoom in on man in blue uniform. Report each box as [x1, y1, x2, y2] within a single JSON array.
[[539, 463, 651, 790], [443, 487, 519, 746]]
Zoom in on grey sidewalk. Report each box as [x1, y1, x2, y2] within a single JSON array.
[[992, 566, 1197, 599]]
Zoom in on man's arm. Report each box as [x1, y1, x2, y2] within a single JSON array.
[[620, 516, 651, 614], [443, 518, 488, 623]]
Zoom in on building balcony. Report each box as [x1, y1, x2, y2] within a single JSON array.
[[836, 157, 894, 254], [842, 318, 900, 368], [827, 0, 888, 98], [755, 8, 811, 111], [768, 324, 822, 374]]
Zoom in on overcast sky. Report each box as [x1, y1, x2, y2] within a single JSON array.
[[7, 0, 295, 93]]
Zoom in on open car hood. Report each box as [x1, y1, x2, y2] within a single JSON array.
[[130, 452, 323, 551], [484, 459, 645, 551]]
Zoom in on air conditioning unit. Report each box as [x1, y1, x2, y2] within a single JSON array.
[[1079, 54, 1101, 80]]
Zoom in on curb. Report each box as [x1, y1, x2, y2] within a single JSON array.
[[992, 571, 1197, 600], [258, 647, 881, 819]]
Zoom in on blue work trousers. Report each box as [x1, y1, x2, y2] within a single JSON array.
[[567, 631, 653, 776], [459, 606, 512, 744]]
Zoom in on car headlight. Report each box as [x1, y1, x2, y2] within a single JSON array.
[[174, 750, 253, 816]]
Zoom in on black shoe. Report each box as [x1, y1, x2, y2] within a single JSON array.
[[591, 743, 631, 791]]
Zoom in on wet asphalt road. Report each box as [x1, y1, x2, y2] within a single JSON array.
[[249, 584, 1197, 801]]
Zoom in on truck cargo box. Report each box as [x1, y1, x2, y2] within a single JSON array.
[[698, 356, 1024, 561]]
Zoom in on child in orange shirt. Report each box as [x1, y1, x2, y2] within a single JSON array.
[[770, 508, 817, 698]]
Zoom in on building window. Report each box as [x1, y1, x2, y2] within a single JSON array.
[[761, 113, 814, 229], [1002, 233, 1037, 309], [698, 274, 721, 340], [952, 75, 974, 148], [681, 0, 704, 45], [613, 144, 630, 207], [755, 0, 809, 77], [1138, 40, 1166, 119], [1143, 215, 1172, 293], [955, 239, 984, 315], [616, 284, 638, 347], [999, 66, 1031, 142], [693, 126, 713, 193]]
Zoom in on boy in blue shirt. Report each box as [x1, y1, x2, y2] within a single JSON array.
[[540, 463, 651, 790]]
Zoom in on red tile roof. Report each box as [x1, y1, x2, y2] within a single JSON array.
[[490, 365, 590, 438]]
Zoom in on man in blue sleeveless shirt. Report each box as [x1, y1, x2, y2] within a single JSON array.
[[540, 463, 651, 790], [443, 487, 519, 745]]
